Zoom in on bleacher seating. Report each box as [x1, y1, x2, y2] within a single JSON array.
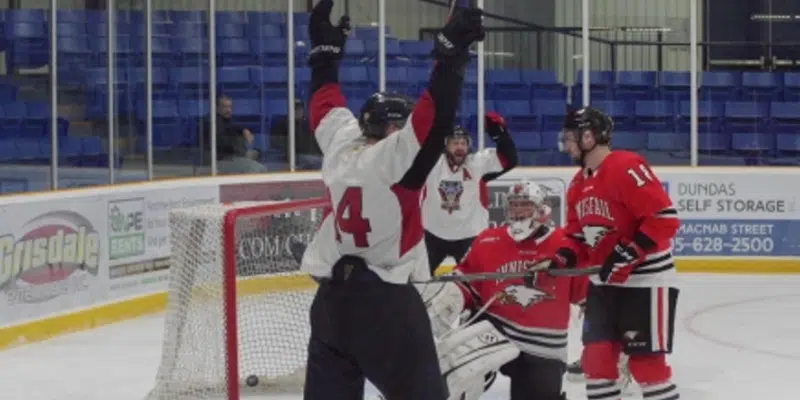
[[0, 8, 796, 171]]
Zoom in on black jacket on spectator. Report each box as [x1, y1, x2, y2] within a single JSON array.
[[200, 115, 248, 163], [269, 116, 321, 158]]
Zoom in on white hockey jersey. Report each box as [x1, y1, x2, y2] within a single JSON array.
[[422, 150, 509, 241], [301, 84, 440, 284]]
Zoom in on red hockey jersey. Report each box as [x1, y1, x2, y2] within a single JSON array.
[[455, 225, 587, 361], [563, 150, 680, 287]]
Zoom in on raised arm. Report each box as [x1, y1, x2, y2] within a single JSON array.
[[364, 7, 486, 188], [306, 0, 356, 155], [474, 112, 519, 182]]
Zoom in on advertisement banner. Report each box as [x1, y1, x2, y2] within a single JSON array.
[[662, 172, 800, 257], [106, 187, 219, 299], [0, 198, 106, 326]]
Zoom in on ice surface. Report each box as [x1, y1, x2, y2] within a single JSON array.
[[1, 274, 799, 399]]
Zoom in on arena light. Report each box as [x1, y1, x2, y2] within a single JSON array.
[[751, 14, 800, 21], [589, 26, 672, 33]]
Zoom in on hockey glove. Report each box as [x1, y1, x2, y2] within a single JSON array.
[[599, 241, 643, 284], [308, 0, 351, 69], [485, 112, 509, 141], [432, 7, 485, 68]]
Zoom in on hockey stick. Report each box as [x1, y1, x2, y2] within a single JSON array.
[[416, 261, 602, 284]]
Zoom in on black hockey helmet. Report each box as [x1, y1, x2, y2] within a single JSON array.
[[559, 106, 614, 151], [445, 125, 472, 148], [358, 92, 415, 140]]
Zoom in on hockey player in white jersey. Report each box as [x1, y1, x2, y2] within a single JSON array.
[[422, 114, 517, 274], [299, 1, 486, 399]]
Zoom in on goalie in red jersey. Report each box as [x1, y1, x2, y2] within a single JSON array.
[[430, 179, 589, 400], [551, 106, 681, 400]]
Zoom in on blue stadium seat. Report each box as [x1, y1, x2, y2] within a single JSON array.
[[172, 22, 207, 38], [57, 36, 92, 66], [591, 100, 634, 131], [399, 40, 432, 65], [218, 67, 254, 97], [252, 39, 288, 65], [340, 65, 375, 99], [363, 39, 402, 59], [533, 100, 567, 139], [7, 22, 49, 68], [522, 70, 566, 101], [231, 98, 264, 133], [294, 25, 310, 42], [658, 71, 690, 101], [700, 71, 739, 101], [776, 133, 800, 153], [7, 9, 46, 23], [723, 101, 768, 133], [56, 22, 86, 37], [171, 10, 206, 23], [293, 12, 311, 26], [374, 66, 415, 95], [615, 71, 656, 101], [180, 99, 209, 119], [216, 23, 245, 38], [265, 98, 289, 120], [647, 132, 689, 151], [740, 72, 781, 101], [137, 98, 183, 149], [769, 101, 800, 133], [698, 131, 731, 152], [572, 71, 614, 102], [170, 67, 209, 96], [731, 132, 774, 152], [216, 11, 248, 25], [249, 21, 283, 38], [218, 37, 254, 66], [613, 131, 647, 150], [487, 70, 524, 100], [678, 100, 724, 133], [782, 73, 800, 101], [175, 37, 209, 65], [248, 11, 284, 26], [344, 39, 366, 61], [254, 66, 288, 99], [634, 100, 675, 132], [57, 9, 88, 23]]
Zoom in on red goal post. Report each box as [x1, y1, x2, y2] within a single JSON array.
[[146, 197, 329, 400]]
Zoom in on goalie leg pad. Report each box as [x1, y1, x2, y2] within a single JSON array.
[[417, 280, 465, 338], [437, 320, 520, 400]]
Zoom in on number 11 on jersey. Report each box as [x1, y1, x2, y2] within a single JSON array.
[[334, 187, 372, 247]]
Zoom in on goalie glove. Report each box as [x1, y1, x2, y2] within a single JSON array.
[[437, 320, 520, 400], [416, 280, 465, 338]]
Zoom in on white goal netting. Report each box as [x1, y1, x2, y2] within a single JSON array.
[[145, 198, 328, 400]]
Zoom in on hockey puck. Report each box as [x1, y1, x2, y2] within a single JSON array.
[[245, 375, 259, 387]]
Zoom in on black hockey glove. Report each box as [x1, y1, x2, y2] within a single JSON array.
[[485, 111, 509, 141], [308, 0, 351, 69], [432, 6, 485, 68], [598, 241, 642, 284]]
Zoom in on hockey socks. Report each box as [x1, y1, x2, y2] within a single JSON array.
[[586, 379, 621, 400], [641, 381, 679, 400]]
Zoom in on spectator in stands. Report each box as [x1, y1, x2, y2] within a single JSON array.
[[201, 95, 267, 174], [269, 99, 322, 170]]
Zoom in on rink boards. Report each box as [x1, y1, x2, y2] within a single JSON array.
[[1, 167, 800, 351]]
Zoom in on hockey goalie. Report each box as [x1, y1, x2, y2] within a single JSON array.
[[419, 179, 588, 400]]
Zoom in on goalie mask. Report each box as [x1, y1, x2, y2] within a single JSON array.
[[444, 126, 472, 167], [505, 180, 551, 242]]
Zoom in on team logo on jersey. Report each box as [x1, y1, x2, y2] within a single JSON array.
[[438, 180, 464, 214], [497, 284, 552, 308], [582, 225, 613, 247]]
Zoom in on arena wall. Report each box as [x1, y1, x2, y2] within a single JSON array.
[[0, 166, 797, 350]]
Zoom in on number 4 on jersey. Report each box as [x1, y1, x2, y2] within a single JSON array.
[[335, 187, 372, 247], [626, 163, 655, 187]]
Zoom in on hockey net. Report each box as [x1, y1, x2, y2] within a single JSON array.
[[145, 198, 329, 400]]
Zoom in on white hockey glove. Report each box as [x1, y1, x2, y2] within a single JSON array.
[[416, 281, 465, 338], [436, 320, 520, 400]]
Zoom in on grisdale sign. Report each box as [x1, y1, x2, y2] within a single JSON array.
[[0, 167, 793, 327]]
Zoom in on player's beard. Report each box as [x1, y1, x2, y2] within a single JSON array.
[[446, 151, 467, 166]]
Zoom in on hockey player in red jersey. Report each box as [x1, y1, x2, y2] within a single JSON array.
[[300, 1, 489, 399], [451, 179, 588, 400], [550, 106, 681, 400]]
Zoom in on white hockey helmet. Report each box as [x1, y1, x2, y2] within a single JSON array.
[[505, 179, 552, 242]]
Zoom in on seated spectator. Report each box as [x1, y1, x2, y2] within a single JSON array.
[[200, 96, 266, 174], [269, 99, 322, 170]]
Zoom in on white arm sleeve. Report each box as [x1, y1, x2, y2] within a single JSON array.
[[469, 148, 506, 177], [416, 281, 465, 338], [437, 320, 520, 400]]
